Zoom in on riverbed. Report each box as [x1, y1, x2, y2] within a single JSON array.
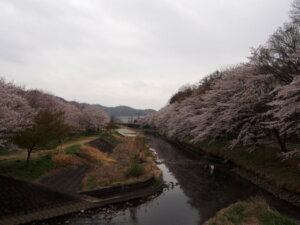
[[47, 135, 300, 225]]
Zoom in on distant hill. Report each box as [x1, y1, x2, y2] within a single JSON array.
[[92, 105, 155, 118]]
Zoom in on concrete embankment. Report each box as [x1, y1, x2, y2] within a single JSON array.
[[0, 175, 162, 225]]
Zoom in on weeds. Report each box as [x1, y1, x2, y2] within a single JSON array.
[[99, 131, 122, 144], [153, 177, 163, 186], [124, 153, 146, 178], [125, 162, 145, 177], [86, 176, 98, 190], [64, 145, 80, 155], [204, 197, 299, 225]]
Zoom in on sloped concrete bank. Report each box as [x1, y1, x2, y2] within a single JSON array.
[[145, 131, 300, 209], [0, 176, 163, 225]]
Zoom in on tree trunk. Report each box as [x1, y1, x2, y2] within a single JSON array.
[[26, 148, 33, 168], [273, 129, 288, 152], [59, 139, 63, 153]]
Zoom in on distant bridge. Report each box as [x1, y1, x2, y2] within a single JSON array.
[[123, 123, 141, 128]]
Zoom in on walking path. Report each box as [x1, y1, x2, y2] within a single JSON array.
[[116, 128, 137, 137], [0, 136, 99, 161]]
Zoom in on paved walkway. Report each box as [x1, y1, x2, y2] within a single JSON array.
[[117, 128, 137, 137]]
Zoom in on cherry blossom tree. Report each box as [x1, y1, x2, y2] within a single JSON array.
[[24, 89, 109, 132], [142, 63, 297, 152], [81, 105, 110, 131], [267, 76, 300, 140], [0, 79, 33, 146], [0, 78, 109, 147], [291, 0, 300, 25]]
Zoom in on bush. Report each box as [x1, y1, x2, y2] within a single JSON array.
[[125, 162, 144, 177], [153, 177, 163, 186]]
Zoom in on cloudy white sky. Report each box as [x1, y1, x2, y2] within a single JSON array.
[[0, 0, 293, 110]]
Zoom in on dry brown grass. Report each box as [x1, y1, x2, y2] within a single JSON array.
[[52, 153, 81, 167], [113, 133, 126, 142], [82, 135, 160, 190], [78, 145, 116, 164]]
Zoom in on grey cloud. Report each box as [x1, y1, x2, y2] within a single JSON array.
[[0, 0, 293, 109]]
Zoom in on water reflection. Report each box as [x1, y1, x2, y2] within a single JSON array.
[[148, 136, 259, 224], [66, 135, 299, 225]]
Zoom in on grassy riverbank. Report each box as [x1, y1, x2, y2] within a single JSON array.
[[194, 140, 300, 194], [0, 134, 100, 181], [0, 129, 161, 192], [204, 197, 299, 225], [82, 134, 161, 190]]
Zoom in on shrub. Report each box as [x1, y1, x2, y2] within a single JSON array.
[[125, 162, 144, 177], [153, 177, 163, 186]]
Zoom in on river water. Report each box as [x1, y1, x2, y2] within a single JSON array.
[[55, 135, 300, 225]]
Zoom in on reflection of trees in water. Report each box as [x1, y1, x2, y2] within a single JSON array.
[[148, 136, 257, 222], [129, 207, 138, 224]]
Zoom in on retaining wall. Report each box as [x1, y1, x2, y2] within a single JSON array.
[[80, 176, 155, 198]]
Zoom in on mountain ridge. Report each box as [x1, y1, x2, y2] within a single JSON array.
[[89, 104, 155, 118]]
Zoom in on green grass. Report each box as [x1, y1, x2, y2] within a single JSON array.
[[92, 159, 103, 166], [259, 210, 298, 225], [205, 198, 299, 225], [64, 144, 81, 155], [86, 176, 98, 190], [99, 131, 122, 144], [125, 162, 145, 177], [0, 132, 108, 181], [153, 177, 163, 187], [0, 147, 10, 156], [219, 204, 246, 225], [0, 154, 56, 180], [38, 131, 101, 150], [193, 139, 300, 193], [145, 148, 153, 157], [0, 145, 81, 181]]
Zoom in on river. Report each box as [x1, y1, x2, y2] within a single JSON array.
[[50, 135, 300, 225]]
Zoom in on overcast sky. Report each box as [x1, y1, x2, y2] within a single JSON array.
[[0, 0, 293, 110]]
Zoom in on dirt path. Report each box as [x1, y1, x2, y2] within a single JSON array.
[[0, 136, 99, 161], [58, 136, 99, 151]]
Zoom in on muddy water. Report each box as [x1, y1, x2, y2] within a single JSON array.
[[64, 135, 300, 225]]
